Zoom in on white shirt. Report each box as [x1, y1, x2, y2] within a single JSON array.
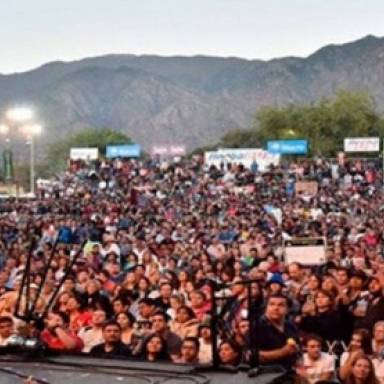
[[0, 335, 11, 347], [78, 326, 104, 353], [373, 358, 384, 384], [302, 352, 335, 384], [340, 352, 350, 367], [198, 338, 213, 364]]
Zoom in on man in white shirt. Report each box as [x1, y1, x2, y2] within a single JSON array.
[[78, 309, 106, 353], [297, 334, 335, 384], [198, 323, 213, 364]]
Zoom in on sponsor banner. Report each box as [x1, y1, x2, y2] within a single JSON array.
[[106, 144, 141, 158], [267, 140, 308, 155], [152, 146, 168, 156], [169, 145, 186, 156], [70, 147, 99, 160], [204, 148, 280, 172], [151, 145, 186, 157], [295, 181, 318, 196], [344, 137, 380, 152]]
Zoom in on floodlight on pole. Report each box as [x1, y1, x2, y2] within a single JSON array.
[[22, 123, 43, 196], [23, 123, 42, 137], [6, 107, 34, 123], [0, 124, 9, 135]]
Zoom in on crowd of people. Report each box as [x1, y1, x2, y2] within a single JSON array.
[[0, 153, 383, 384]]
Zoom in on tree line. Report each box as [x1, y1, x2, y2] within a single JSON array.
[[14, 89, 384, 186], [216, 90, 384, 156]]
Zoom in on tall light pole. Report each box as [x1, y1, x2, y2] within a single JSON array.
[[6, 107, 34, 122], [6, 107, 42, 195], [23, 124, 42, 195], [0, 124, 11, 183], [0, 124, 9, 136]]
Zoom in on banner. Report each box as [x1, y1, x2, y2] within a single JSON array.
[[284, 237, 327, 265], [70, 147, 99, 160], [106, 144, 141, 158], [169, 145, 186, 156], [204, 148, 280, 172], [267, 140, 308, 155], [152, 146, 168, 156], [151, 145, 186, 157], [344, 138, 380, 152]]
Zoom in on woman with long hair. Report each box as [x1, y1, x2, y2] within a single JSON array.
[[340, 329, 372, 369], [66, 294, 92, 334], [341, 355, 379, 384], [298, 273, 321, 305], [140, 333, 170, 362], [136, 276, 151, 299], [177, 270, 191, 294], [116, 311, 135, 346]]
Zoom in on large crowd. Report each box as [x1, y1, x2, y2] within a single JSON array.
[[0, 154, 384, 384]]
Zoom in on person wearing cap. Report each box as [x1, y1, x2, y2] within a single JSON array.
[[265, 273, 286, 297]]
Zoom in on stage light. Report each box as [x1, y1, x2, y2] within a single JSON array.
[[6, 107, 34, 122]]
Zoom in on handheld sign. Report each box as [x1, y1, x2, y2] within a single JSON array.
[[284, 237, 327, 265]]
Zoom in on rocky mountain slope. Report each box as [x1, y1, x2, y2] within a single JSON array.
[[1, 35, 384, 151]]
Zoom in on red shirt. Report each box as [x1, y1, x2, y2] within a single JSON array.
[[70, 311, 92, 333], [41, 329, 84, 352]]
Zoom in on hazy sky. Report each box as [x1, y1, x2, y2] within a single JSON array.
[[1, 0, 384, 74]]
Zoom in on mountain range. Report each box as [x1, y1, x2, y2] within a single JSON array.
[[1, 34, 384, 152]]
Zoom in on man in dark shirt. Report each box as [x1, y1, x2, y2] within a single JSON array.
[[253, 294, 299, 370], [90, 321, 131, 358]]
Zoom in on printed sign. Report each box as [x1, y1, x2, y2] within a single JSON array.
[[204, 148, 280, 172], [169, 145, 186, 156], [152, 146, 168, 156], [70, 147, 99, 160], [151, 145, 186, 156], [267, 140, 308, 155], [284, 238, 327, 265], [106, 144, 141, 158], [344, 138, 380, 152]]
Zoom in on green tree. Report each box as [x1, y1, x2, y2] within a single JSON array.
[[219, 129, 263, 148], [211, 90, 384, 156]]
